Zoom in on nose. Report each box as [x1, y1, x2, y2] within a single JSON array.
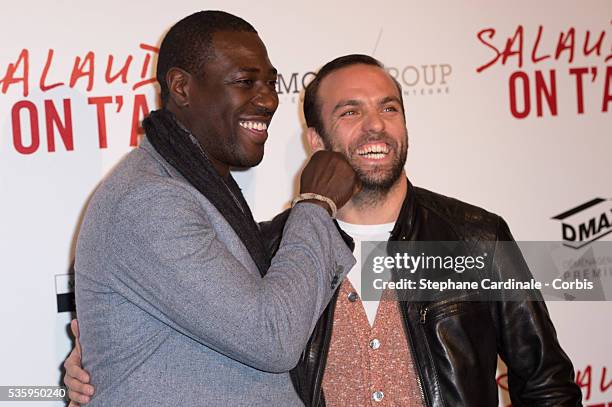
[[252, 83, 279, 113], [363, 110, 385, 134]]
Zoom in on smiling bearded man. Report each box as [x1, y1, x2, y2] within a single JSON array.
[[290, 54, 582, 406]]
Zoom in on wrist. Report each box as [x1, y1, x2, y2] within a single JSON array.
[[292, 192, 337, 218], [300, 199, 332, 216]]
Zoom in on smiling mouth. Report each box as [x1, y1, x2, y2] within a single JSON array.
[[239, 120, 268, 131], [355, 143, 390, 160]]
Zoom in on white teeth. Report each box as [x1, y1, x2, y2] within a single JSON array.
[[357, 144, 389, 156], [239, 121, 268, 131]]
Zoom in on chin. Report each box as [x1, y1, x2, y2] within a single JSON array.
[[235, 151, 264, 168], [359, 169, 403, 191]]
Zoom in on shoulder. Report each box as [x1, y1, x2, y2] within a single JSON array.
[[413, 186, 508, 241], [82, 147, 208, 238]]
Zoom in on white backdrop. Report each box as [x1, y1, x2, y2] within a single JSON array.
[[1, 1, 610, 405]]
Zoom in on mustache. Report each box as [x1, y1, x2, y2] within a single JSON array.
[[247, 105, 275, 119]]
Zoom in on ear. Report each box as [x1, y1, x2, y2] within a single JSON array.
[[166, 67, 192, 108], [306, 127, 326, 153]]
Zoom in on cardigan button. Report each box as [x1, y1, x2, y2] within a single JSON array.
[[347, 291, 358, 302], [369, 338, 381, 350], [372, 391, 384, 402]]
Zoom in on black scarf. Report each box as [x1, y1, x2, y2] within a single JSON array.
[[143, 109, 271, 277]]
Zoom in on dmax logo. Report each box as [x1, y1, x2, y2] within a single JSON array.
[[552, 198, 612, 249]]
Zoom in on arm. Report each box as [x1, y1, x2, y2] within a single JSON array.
[[106, 180, 353, 373], [492, 218, 582, 406]]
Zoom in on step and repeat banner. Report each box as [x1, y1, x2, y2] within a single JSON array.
[[1, 1, 610, 405]]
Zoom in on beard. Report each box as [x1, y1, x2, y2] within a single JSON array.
[[353, 151, 406, 192], [321, 132, 408, 188], [320, 128, 408, 199]]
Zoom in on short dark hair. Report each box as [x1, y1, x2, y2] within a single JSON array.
[[303, 54, 404, 136], [157, 10, 257, 105]]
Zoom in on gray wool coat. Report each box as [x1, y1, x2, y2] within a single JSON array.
[[75, 137, 354, 406]]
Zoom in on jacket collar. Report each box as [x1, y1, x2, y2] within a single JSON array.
[[390, 178, 418, 241], [139, 136, 186, 181]]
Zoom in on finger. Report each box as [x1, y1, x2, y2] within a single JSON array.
[[64, 373, 93, 393], [70, 319, 80, 338], [68, 389, 90, 405], [70, 319, 82, 354], [64, 347, 84, 376], [65, 349, 82, 372], [65, 363, 91, 384]]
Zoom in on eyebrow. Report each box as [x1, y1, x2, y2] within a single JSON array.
[[379, 96, 402, 106], [332, 99, 362, 114], [332, 96, 402, 114], [236, 67, 278, 75]]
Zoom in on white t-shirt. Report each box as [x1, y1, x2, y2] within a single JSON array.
[[337, 220, 395, 327]]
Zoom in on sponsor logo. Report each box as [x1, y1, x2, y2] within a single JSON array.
[[274, 63, 453, 104], [55, 274, 75, 313], [387, 64, 452, 96], [275, 71, 316, 103], [552, 198, 612, 249]]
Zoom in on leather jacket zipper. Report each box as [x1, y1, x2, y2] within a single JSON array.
[[420, 292, 481, 325], [420, 307, 428, 324], [416, 304, 446, 407], [415, 361, 427, 405], [400, 304, 430, 407], [415, 294, 479, 405]]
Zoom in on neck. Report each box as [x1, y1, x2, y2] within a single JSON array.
[[337, 174, 407, 225]]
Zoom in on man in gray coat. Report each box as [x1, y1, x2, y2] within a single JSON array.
[[70, 11, 358, 406]]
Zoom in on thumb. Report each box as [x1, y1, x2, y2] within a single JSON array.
[[70, 319, 82, 355]]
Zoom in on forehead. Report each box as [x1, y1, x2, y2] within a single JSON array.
[[318, 64, 400, 106], [206, 31, 274, 72]]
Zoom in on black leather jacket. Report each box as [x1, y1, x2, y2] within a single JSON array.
[[261, 181, 582, 407]]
